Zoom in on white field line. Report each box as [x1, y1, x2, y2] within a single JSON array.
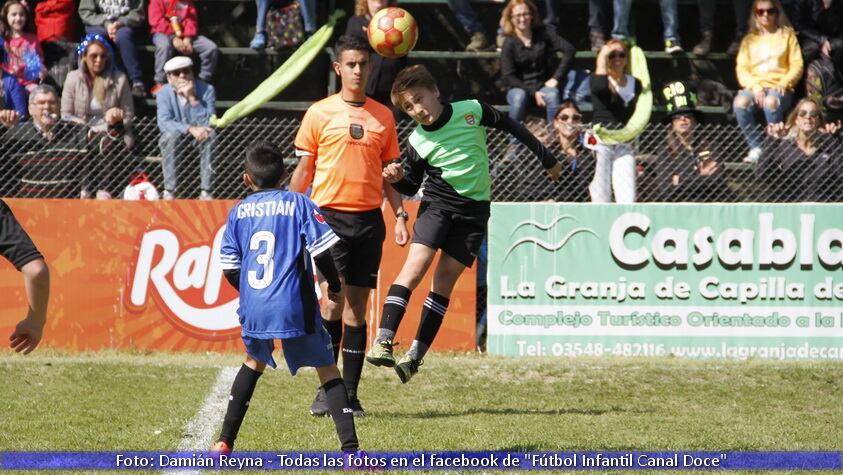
[[164, 366, 238, 473]]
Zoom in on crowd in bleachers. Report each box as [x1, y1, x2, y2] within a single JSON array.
[[0, 0, 840, 203]]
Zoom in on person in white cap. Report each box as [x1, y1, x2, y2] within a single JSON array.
[[155, 56, 216, 200]]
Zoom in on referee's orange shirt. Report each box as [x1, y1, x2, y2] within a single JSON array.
[[294, 94, 400, 212]]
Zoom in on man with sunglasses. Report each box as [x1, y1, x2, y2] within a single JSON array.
[[156, 55, 216, 200]]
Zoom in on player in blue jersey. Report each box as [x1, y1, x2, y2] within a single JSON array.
[[210, 141, 359, 454]]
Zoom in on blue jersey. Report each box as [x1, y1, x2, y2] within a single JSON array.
[[220, 189, 339, 339]]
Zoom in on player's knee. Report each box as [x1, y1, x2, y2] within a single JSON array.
[[763, 95, 780, 112], [734, 94, 752, 110]]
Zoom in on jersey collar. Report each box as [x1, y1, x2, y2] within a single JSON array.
[[421, 102, 452, 132]]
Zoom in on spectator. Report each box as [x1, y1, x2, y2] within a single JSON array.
[[550, 101, 593, 201], [546, 0, 609, 52], [345, 0, 405, 114], [651, 81, 733, 202], [500, 0, 574, 126], [1, 0, 46, 92], [727, 0, 753, 55], [806, 53, 843, 122], [758, 98, 843, 201], [148, 0, 218, 95], [755, 98, 843, 202], [251, 0, 316, 49], [0, 37, 28, 118], [791, 0, 843, 66], [33, 0, 79, 89], [589, 39, 641, 203], [61, 34, 134, 199], [612, 0, 683, 54], [734, 0, 803, 163], [79, 0, 147, 97], [3, 84, 87, 198], [155, 56, 216, 200], [448, 0, 491, 51]]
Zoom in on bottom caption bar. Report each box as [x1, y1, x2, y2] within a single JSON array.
[[0, 451, 840, 470]]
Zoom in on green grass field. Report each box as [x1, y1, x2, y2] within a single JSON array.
[[2, 350, 842, 473]]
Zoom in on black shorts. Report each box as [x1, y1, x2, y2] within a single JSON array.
[[316, 207, 385, 289], [412, 202, 488, 267]]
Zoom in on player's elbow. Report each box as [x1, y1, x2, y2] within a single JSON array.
[[21, 259, 49, 287]]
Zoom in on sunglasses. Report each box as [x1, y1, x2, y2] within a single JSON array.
[[755, 7, 778, 16], [167, 67, 192, 77], [556, 113, 582, 122], [608, 51, 627, 60], [798, 109, 820, 118]]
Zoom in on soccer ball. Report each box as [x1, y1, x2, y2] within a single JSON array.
[[367, 7, 418, 58]]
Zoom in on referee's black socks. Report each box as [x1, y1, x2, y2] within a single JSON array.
[[322, 318, 343, 362], [342, 324, 366, 399], [377, 284, 412, 342], [323, 377, 359, 451], [218, 364, 262, 446]]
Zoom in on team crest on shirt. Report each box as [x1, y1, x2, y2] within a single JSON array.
[[464, 113, 476, 126], [349, 123, 365, 139], [314, 210, 326, 224]]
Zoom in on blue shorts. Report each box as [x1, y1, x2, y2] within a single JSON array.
[[242, 326, 335, 376]]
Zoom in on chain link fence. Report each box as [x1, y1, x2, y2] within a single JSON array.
[[1, 116, 841, 203]]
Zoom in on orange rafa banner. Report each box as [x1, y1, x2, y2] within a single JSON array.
[[0, 199, 476, 353]]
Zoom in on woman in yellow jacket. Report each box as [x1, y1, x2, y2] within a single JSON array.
[[733, 0, 803, 163]]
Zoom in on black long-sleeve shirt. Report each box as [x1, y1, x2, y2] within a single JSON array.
[[791, 0, 843, 46], [755, 134, 843, 202], [500, 28, 576, 95], [589, 74, 642, 129]]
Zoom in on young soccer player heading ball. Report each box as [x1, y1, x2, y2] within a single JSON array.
[[211, 141, 360, 454], [366, 65, 563, 382]]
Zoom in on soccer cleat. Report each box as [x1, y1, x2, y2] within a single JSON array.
[[394, 355, 423, 384], [349, 397, 365, 417], [310, 387, 330, 417], [365, 339, 395, 367], [210, 440, 232, 454]]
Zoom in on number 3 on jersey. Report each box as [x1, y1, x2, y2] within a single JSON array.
[[248, 231, 275, 289]]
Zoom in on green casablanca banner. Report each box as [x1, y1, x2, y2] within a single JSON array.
[[488, 203, 843, 360]]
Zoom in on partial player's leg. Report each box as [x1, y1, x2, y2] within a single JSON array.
[[395, 252, 467, 383], [336, 208, 385, 417], [212, 352, 268, 452], [367, 243, 437, 367], [316, 365, 360, 452], [341, 284, 372, 415]]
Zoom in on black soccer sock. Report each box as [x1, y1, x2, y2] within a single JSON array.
[[218, 364, 262, 445], [377, 284, 412, 342], [341, 324, 366, 399], [323, 318, 343, 362], [323, 377, 359, 451], [408, 292, 449, 360]]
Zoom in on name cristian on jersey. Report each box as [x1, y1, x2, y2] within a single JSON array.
[[236, 199, 296, 219]]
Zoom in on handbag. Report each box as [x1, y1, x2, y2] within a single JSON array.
[[266, 1, 305, 49]]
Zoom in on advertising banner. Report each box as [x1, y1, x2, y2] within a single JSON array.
[[0, 200, 475, 352], [488, 203, 843, 360]]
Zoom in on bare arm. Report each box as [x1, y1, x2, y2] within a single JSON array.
[[9, 259, 49, 354], [383, 176, 409, 246], [289, 153, 315, 193]]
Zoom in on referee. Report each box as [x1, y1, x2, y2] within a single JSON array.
[[2, 200, 50, 354], [291, 35, 408, 417]]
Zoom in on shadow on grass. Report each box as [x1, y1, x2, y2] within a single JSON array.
[[376, 406, 653, 419]]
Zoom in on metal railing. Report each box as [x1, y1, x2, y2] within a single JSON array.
[[2, 117, 840, 203]]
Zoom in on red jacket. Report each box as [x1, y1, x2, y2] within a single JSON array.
[[148, 0, 198, 38], [34, 0, 78, 43]]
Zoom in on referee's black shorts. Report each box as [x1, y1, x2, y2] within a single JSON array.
[[412, 201, 488, 267], [316, 207, 385, 289]]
